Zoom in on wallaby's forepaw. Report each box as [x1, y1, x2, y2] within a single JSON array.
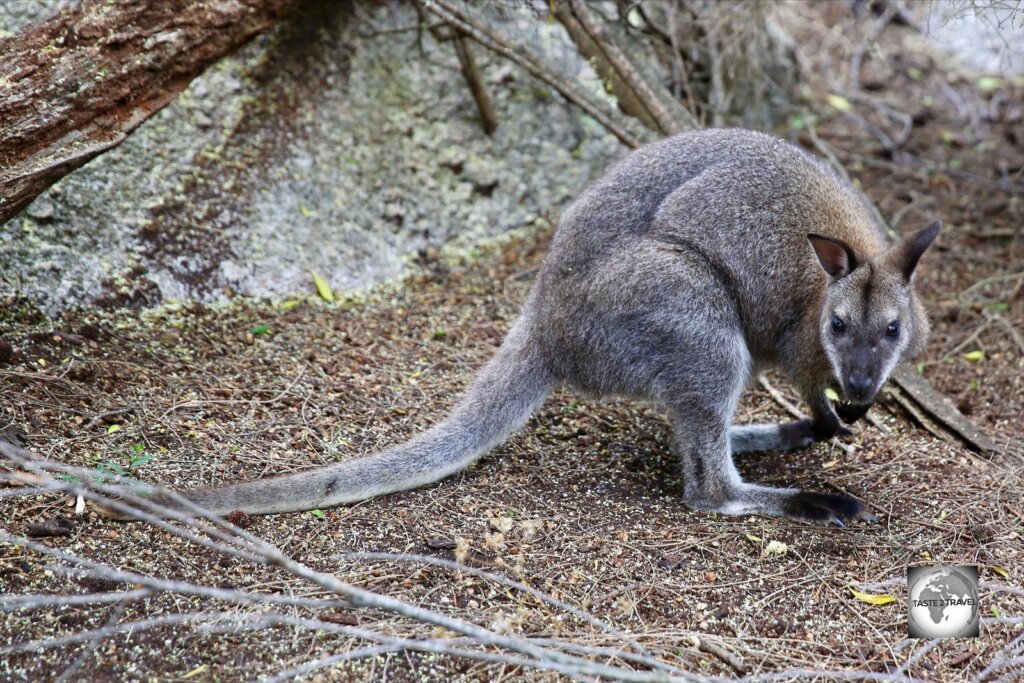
[[781, 491, 874, 526], [835, 401, 872, 425], [787, 418, 853, 446]]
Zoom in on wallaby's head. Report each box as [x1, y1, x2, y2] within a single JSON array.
[[808, 222, 940, 414]]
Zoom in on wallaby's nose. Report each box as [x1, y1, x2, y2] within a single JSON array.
[[847, 373, 873, 400]]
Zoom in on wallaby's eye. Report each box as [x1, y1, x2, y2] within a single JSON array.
[[831, 315, 846, 334], [886, 321, 900, 338]]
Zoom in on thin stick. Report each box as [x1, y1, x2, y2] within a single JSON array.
[[423, 0, 650, 148]]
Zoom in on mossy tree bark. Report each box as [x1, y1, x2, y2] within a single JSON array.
[[0, 0, 299, 226]]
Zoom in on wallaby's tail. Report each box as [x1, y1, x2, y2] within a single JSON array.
[[163, 320, 552, 517]]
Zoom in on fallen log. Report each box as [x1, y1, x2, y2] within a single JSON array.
[[0, 0, 298, 226]]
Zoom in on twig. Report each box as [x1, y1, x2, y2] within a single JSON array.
[[883, 385, 956, 446], [83, 404, 137, 430], [757, 376, 803, 420], [848, 3, 896, 89], [565, 0, 697, 133], [0, 589, 152, 610], [889, 366, 997, 454], [452, 30, 498, 135], [343, 552, 665, 666], [587, 581, 644, 608], [422, 0, 651, 148], [694, 636, 746, 676]]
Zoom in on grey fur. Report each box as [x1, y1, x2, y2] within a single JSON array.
[[160, 129, 938, 525]]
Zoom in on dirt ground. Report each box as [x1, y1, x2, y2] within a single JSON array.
[[2, 4, 1023, 682]]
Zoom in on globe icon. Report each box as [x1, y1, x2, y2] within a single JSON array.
[[908, 567, 979, 638]]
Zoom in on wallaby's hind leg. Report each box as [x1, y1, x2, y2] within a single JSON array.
[[666, 341, 871, 525]]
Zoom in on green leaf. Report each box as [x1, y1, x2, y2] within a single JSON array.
[[963, 350, 984, 362], [107, 424, 121, 434], [848, 587, 897, 606], [98, 461, 128, 476], [991, 606, 1003, 618], [824, 387, 841, 402], [309, 509, 326, 519], [827, 94, 852, 113], [992, 566, 1009, 578], [280, 299, 302, 312], [310, 270, 334, 303], [250, 324, 271, 336]]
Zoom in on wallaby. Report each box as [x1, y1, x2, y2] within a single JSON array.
[[141, 129, 939, 525]]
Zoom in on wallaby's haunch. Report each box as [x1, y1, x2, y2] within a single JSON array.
[[163, 129, 940, 525]]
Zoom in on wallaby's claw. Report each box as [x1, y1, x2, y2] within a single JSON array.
[[782, 491, 872, 526]]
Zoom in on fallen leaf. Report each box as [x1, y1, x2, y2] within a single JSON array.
[[107, 424, 121, 434], [963, 350, 984, 362], [426, 538, 457, 550], [848, 587, 897, 605], [309, 509, 326, 519], [658, 554, 683, 569], [310, 270, 335, 303], [182, 665, 208, 680], [824, 387, 841, 402], [992, 566, 1009, 579], [827, 94, 852, 113], [26, 518, 74, 538], [976, 76, 1002, 92]]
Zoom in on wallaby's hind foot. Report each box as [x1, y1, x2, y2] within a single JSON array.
[[781, 490, 875, 526], [686, 482, 873, 526]]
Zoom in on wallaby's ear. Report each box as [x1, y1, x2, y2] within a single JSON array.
[[892, 221, 941, 282], [807, 233, 859, 278]]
